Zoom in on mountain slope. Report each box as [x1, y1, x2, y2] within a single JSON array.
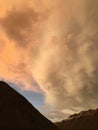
[[0, 81, 59, 130], [55, 108, 98, 130]]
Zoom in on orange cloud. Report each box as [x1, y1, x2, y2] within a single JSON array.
[[0, 5, 44, 92]]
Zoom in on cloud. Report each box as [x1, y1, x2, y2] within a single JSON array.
[[0, 8, 38, 45], [0, 0, 98, 119], [0, 2, 47, 92], [31, 0, 98, 112]]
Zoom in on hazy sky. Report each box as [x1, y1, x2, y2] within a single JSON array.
[[0, 0, 98, 121]]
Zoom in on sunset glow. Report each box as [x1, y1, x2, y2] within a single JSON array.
[[0, 0, 98, 121]]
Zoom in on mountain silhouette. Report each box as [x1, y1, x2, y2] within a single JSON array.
[[0, 81, 59, 130], [55, 108, 98, 130]]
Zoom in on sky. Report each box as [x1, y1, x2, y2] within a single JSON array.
[[0, 0, 98, 121]]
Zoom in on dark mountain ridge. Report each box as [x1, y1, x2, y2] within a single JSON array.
[[55, 108, 98, 130], [0, 81, 59, 130]]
